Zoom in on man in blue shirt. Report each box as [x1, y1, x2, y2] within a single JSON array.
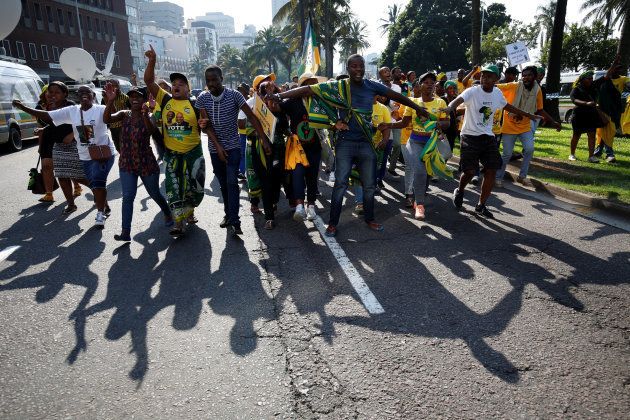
[[269, 54, 429, 237]]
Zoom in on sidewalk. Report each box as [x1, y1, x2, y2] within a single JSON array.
[[449, 155, 630, 218]]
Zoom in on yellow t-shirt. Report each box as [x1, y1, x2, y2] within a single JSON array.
[[398, 104, 413, 145], [371, 102, 392, 144], [456, 80, 471, 95], [492, 109, 503, 135], [403, 97, 447, 134], [497, 82, 543, 135], [612, 76, 629, 94], [156, 87, 200, 153]]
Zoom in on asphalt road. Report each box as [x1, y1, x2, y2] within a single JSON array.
[[0, 138, 628, 418]]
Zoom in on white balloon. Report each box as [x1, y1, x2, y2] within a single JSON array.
[[60, 48, 97, 82], [0, 0, 21, 41]]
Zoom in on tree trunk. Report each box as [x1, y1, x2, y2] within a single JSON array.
[[471, 0, 481, 65], [617, 5, 630, 71], [545, 0, 568, 121], [323, 0, 334, 78]]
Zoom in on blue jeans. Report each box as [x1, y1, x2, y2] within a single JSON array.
[[497, 130, 534, 180], [239, 134, 247, 174], [120, 170, 171, 231], [329, 140, 376, 226], [377, 139, 393, 181], [210, 147, 241, 227], [292, 144, 321, 203], [388, 129, 401, 171], [82, 156, 114, 190]]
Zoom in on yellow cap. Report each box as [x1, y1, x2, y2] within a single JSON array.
[[252, 73, 276, 90]]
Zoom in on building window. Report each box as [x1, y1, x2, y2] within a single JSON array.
[[28, 43, 37, 60], [34, 3, 42, 20], [52, 46, 59, 62], [57, 9, 64, 25], [86, 16, 91, 30], [68, 11, 73, 26], [45, 5, 52, 22], [41, 45, 49, 61], [2, 40, 11, 56], [16, 41, 25, 59], [126, 4, 137, 17], [99, 52, 104, 65], [114, 54, 120, 68], [110, 22, 115, 36], [102, 19, 107, 34], [90, 52, 96, 61]]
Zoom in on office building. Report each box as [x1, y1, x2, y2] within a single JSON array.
[[139, 1, 184, 34]]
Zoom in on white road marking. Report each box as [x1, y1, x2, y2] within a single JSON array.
[[0, 246, 20, 263], [313, 215, 385, 315]]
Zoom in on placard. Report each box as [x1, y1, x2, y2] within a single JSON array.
[[505, 42, 530, 66], [254, 95, 277, 141]]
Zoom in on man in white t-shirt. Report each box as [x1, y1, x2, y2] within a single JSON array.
[[444, 65, 541, 218]]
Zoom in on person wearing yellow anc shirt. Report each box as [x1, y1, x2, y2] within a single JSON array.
[[382, 73, 449, 220]]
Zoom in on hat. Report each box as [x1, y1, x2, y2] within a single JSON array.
[[505, 66, 520, 75], [169, 72, 189, 86], [127, 86, 147, 99], [157, 79, 172, 89], [237, 82, 250, 90], [436, 72, 447, 81], [297, 72, 327, 87], [480, 64, 500, 77], [537, 66, 546, 75], [444, 80, 457, 89], [418, 72, 437, 82], [253, 73, 276, 90]]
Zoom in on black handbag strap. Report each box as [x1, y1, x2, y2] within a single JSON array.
[[36, 156, 41, 170]]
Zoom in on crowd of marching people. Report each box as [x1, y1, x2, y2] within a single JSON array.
[[12, 46, 629, 241]]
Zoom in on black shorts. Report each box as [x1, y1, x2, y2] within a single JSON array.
[[459, 134, 502, 172]]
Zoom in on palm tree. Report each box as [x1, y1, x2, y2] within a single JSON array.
[[246, 26, 288, 74], [535, 1, 557, 49], [471, 0, 482, 64], [378, 4, 400, 36], [199, 40, 216, 63], [273, 0, 351, 77], [546, 0, 568, 120], [217, 45, 244, 88], [188, 55, 207, 89], [581, 0, 630, 69], [339, 19, 370, 71]]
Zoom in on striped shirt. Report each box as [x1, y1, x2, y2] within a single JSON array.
[[195, 88, 246, 152]]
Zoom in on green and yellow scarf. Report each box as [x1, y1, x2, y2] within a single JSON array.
[[416, 113, 453, 179]]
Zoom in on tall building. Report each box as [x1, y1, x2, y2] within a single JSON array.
[[3, 0, 133, 82], [139, 1, 184, 34], [189, 21, 219, 64], [194, 12, 235, 38], [125, 0, 144, 73], [243, 25, 257, 37], [272, 0, 289, 20]]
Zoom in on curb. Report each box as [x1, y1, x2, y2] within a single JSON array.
[[449, 156, 630, 218]]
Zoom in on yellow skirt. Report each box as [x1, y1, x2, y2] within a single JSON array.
[[621, 100, 630, 135], [596, 112, 616, 147]]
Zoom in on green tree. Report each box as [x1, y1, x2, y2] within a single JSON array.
[[188, 55, 208, 88], [378, 4, 400, 36], [476, 21, 538, 65], [545, 0, 568, 120], [535, 1, 557, 50], [339, 19, 370, 70], [246, 26, 288, 74], [483, 3, 511, 33], [559, 22, 619, 71], [581, 0, 630, 70], [217, 45, 244, 88]]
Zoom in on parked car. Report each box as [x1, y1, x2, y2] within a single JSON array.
[[0, 59, 44, 151]]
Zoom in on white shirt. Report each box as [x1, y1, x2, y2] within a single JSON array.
[[49, 104, 116, 161], [458, 85, 507, 137], [237, 97, 256, 120]]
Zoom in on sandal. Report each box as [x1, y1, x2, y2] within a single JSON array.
[[264, 220, 275, 230], [404, 196, 414, 208], [366, 221, 384, 232], [39, 193, 54, 203], [62, 204, 77, 215]]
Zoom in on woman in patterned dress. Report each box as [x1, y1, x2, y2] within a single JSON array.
[[103, 83, 173, 242]]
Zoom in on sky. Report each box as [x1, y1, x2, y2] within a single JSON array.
[[169, 0, 588, 65]]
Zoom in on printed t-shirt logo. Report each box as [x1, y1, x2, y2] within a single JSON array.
[[478, 106, 493, 124]]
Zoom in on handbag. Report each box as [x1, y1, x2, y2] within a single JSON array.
[[28, 156, 59, 194], [80, 108, 112, 162]]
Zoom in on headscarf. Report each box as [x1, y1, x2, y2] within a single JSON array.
[[444, 80, 457, 90], [573, 71, 594, 88]]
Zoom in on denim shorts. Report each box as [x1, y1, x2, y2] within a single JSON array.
[[82, 156, 114, 190]]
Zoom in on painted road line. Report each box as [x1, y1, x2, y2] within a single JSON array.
[[0, 246, 20, 263], [313, 215, 385, 315]]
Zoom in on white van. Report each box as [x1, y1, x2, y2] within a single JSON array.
[[0, 59, 44, 151]]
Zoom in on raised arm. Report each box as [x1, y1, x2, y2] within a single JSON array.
[[103, 82, 126, 124], [143, 45, 160, 99], [462, 66, 479, 86], [11, 100, 53, 124], [384, 88, 429, 118], [275, 86, 313, 100], [445, 97, 465, 115], [504, 103, 542, 121]]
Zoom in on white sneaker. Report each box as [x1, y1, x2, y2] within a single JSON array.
[[568, 154, 577, 161], [95, 211, 105, 229], [293, 204, 306, 221], [328, 172, 336, 183], [588, 156, 600, 163], [306, 204, 316, 221], [606, 155, 616, 163]]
